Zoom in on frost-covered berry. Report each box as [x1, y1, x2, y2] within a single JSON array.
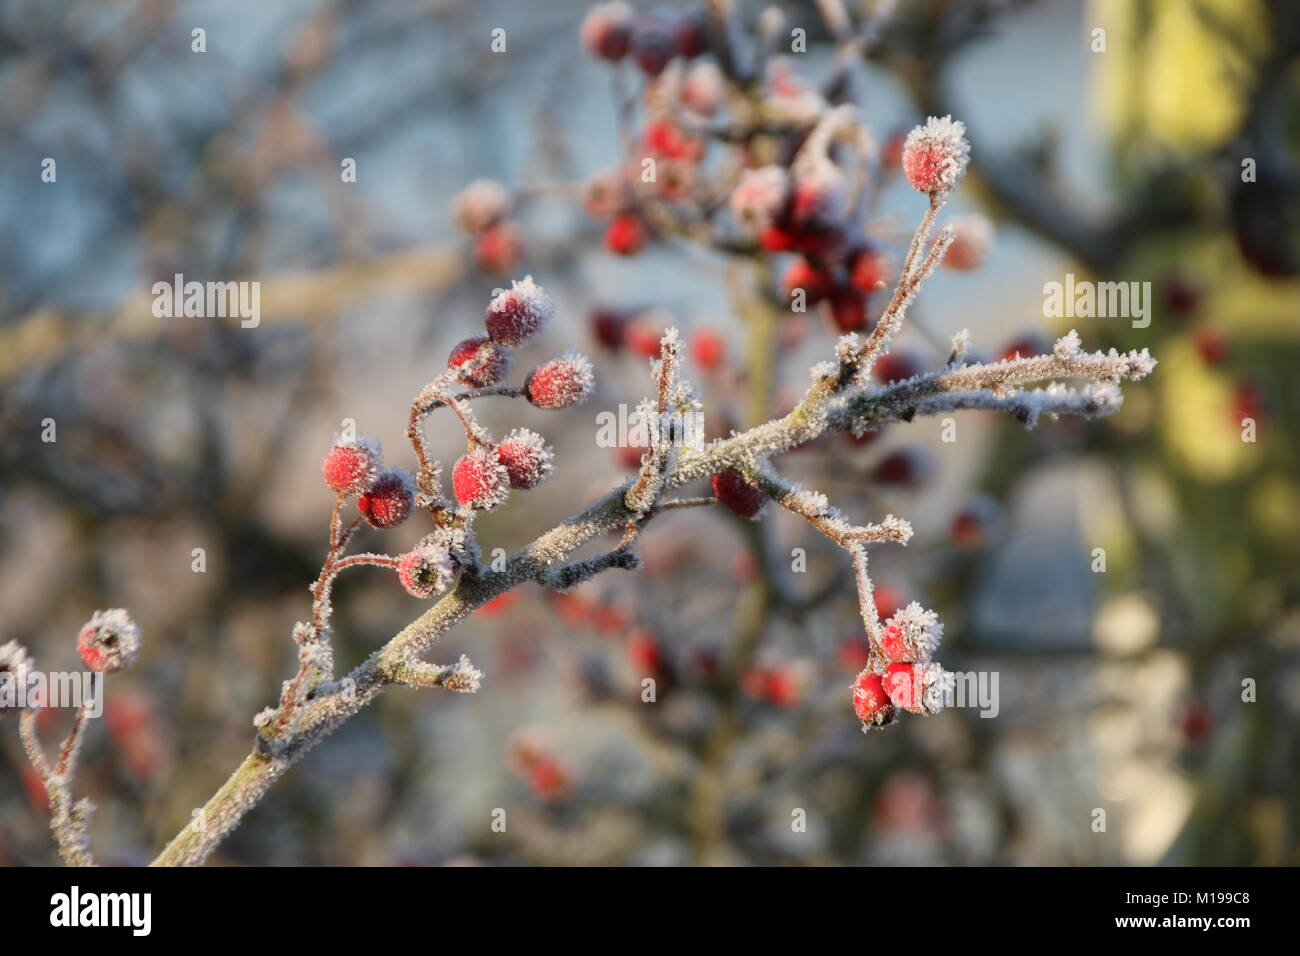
[[605, 213, 646, 256], [496, 428, 554, 490], [629, 14, 677, 76], [878, 602, 943, 663], [0, 641, 34, 716], [883, 661, 950, 714], [448, 335, 512, 388], [624, 315, 666, 359], [852, 668, 896, 728], [730, 166, 790, 232], [473, 223, 520, 274], [452, 178, 511, 234], [397, 535, 459, 599], [321, 436, 382, 496], [901, 115, 971, 194], [452, 448, 511, 509], [358, 469, 414, 528], [580, 1, 634, 60], [76, 609, 141, 674], [710, 469, 767, 518], [485, 276, 554, 347], [942, 213, 994, 270], [524, 351, 595, 409]]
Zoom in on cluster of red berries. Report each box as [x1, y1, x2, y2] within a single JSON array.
[[322, 436, 415, 530], [452, 178, 520, 274], [580, 2, 710, 76], [852, 602, 951, 729]]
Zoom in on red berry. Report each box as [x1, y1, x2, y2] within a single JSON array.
[[710, 469, 767, 518], [629, 15, 677, 76], [883, 662, 925, 712], [829, 287, 869, 332], [689, 327, 725, 370], [524, 352, 595, 409], [447, 335, 511, 388], [789, 171, 843, 231], [849, 245, 891, 292], [1190, 325, 1230, 365], [452, 448, 510, 509], [873, 584, 903, 622], [624, 318, 665, 359], [730, 167, 790, 232], [852, 669, 896, 727], [485, 275, 554, 347], [495, 428, 554, 489], [901, 116, 970, 194], [643, 119, 702, 162], [626, 630, 661, 673], [873, 448, 930, 487], [998, 332, 1050, 363], [358, 470, 414, 528], [675, 9, 710, 58], [782, 258, 830, 305], [321, 436, 381, 496], [758, 225, 798, 252], [605, 213, 646, 256], [580, 2, 634, 61], [528, 756, 570, 802], [873, 349, 923, 384], [76, 609, 141, 675], [472, 223, 520, 274], [590, 309, 628, 350]]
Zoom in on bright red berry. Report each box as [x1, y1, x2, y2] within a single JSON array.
[[689, 327, 725, 370], [321, 436, 381, 496], [758, 225, 798, 252], [624, 317, 665, 359], [877, 602, 942, 663], [782, 258, 830, 305], [447, 335, 511, 388], [524, 351, 595, 409], [452, 448, 511, 509], [76, 609, 141, 675], [485, 275, 554, 347], [849, 245, 891, 292], [852, 669, 896, 728], [495, 428, 554, 490], [710, 469, 767, 518], [605, 213, 646, 256], [358, 470, 414, 528], [626, 630, 661, 673]]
